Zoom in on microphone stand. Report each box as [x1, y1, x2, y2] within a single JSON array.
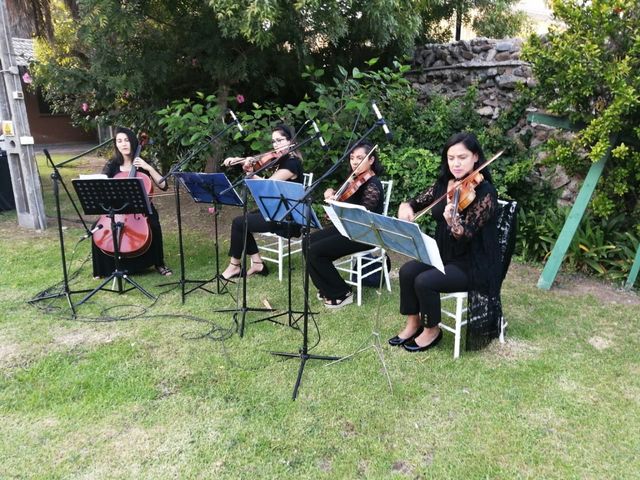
[[157, 122, 240, 296], [27, 150, 97, 316], [272, 119, 387, 400]]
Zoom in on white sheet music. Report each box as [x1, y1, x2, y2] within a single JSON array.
[[326, 199, 444, 273], [78, 173, 108, 180]]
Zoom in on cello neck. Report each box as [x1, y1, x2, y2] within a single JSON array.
[[128, 145, 142, 177]]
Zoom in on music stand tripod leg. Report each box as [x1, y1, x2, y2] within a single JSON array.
[[269, 198, 342, 400], [323, 253, 393, 393]]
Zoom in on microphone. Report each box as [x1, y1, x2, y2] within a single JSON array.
[[311, 120, 328, 150], [371, 101, 393, 140], [228, 109, 244, 134], [80, 223, 104, 241]]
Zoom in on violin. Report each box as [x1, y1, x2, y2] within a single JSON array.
[[448, 172, 484, 212], [224, 144, 297, 171], [336, 170, 375, 201], [93, 133, 153, 258], [331, 144, 378, 201], [414, 150, 503, 221]]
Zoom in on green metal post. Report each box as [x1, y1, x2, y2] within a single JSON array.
[[537, 148, 612, 290], [624, 243, 640, 290]]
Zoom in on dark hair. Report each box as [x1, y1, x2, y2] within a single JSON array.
[[272, 124, 301, 159], [111, 126, 139, 166], [353, 140, 384, 175], [437, 132, 492, 185], [273, 124, 294, 141]]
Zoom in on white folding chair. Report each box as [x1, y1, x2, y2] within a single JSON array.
[[439, 200, 517, 358], [257, 172, 313, 281], [333, 179, 393, 305]]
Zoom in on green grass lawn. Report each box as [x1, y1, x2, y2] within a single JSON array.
[[0, 155, 638, 479]]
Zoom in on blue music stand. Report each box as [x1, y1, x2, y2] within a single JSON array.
[[244, 179, 321, 329], [164, 173, 243, 303], [245, 179, 321, 229], [327, 200, 443, 271]]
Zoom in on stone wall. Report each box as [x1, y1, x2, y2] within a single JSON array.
[[408, 38, 534, 120], [409, 38, 581, 204]]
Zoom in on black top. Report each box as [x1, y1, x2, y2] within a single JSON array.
[[408, 179, 504, 350], [274, 153, 304, 184]]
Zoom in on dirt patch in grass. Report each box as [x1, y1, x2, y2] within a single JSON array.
[[484, 337, 542, 361], [52, 327, 121, 349], [0, 338, 21, 368], [0, 327, 122, 371], [508, 263, 639, 305], [587, 335, 613, 351]]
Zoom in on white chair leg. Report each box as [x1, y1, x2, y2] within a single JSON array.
[[383, 256, 391, 292], [453, 294, 464, 359], [499, 316, 507, 343], [356, 256, 363, 306]]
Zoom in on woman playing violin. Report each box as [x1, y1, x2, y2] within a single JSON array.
[[92, 127, 172, 278], [305, 140, 384, 308], [220, 124, 303, 279], [391, 132, 502, 352]]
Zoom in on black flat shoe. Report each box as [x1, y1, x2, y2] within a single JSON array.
[[403, 330, 443, 352], [388, 326, 424, 347]]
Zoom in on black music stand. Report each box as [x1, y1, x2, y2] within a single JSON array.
[[72, 177, 157, 305], [163, 172, 243, 303], [325, 200, 444, 389], [244, 179, 321, 330]]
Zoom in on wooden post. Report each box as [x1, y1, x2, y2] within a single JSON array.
[[536, 144, 613, 290], [0, 0, 47, 230]]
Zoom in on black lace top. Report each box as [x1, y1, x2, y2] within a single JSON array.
[[408, 180, 504, 350], [345, 176, 384, 214]]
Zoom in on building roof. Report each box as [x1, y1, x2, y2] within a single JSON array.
[[11, 38, 35, 66]]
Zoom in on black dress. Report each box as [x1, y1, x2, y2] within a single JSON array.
[[305, 175, 385, 301], [91, 161, 168, 277]]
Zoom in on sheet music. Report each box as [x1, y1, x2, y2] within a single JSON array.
[[327, 200, 445, 273], [78, 173, 108, 180], [324, 200, 366, 238]]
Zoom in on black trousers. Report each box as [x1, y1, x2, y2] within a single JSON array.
[[304, 226, 372, 300], [228, 211, 300, 258], [399, 260, 469, 327]]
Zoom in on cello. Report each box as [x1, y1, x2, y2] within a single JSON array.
[[93, 134, 153, 257]]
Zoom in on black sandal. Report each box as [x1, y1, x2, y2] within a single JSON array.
[[247, 261, 269, 277], [222, 262, 243, 280], [324, 291, 353, 309], [155, 265, 173, 276]]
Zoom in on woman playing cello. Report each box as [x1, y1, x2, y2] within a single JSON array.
[[91, 127, 172, 278], [390, 132, 502, 352], [305, 140, 385, 308]]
